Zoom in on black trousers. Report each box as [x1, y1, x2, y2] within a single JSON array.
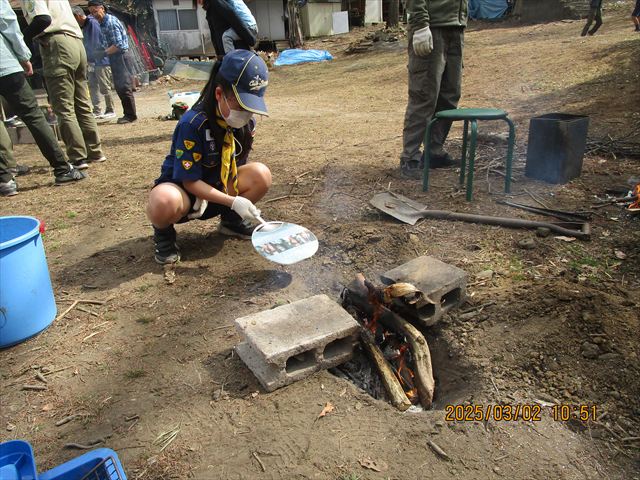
[[0, 72, 69, 182], [108, 51, 137, 119]]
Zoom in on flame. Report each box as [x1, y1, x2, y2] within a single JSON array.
[[628, 183, 640, 211]]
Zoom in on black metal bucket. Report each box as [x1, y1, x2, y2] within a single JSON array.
[[525, 113, 589, 184]]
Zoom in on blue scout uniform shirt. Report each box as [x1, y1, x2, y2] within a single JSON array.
[[158, 103, 254, 190]]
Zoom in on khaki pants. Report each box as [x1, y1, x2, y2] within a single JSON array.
[[401, 27, 464, 165], [88, 65, 115, 115], [40, 33, 103, 162]]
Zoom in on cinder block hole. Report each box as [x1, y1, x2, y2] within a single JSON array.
[[322, 337, 353, 360], [416, 302, 436, 318], [441, 288, 461, 309], [285, 350, 316, 374]]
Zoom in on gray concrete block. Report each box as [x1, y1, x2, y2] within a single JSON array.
[[381, 256, 467, 326], [234, 294, 360, 392]]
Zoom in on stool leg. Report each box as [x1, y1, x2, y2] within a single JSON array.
[[466, 119, 478, 201], [422, 118, 437, 192], [504, 117, 516, 194], [460, 119, 469, 186]]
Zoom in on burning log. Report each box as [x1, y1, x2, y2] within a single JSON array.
[[360, 329, 412, 411], [345, 274, 436, 409]]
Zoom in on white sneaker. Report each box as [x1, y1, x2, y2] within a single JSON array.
[[102, 111, 117, 119]]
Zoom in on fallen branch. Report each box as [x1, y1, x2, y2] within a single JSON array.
[[55, 414, 80, 427], [22, 384, 47, 391], [252, 451, 266, 472], [426, 439, 450, 461], [360, 329, 412, 411]]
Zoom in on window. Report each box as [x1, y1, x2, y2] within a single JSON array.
[[157, 8, 198, 31], [177, 10, 198, 30]]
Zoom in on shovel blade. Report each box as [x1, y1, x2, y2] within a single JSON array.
[[252, 222, 318, 265], [370, 192, 426, 225]]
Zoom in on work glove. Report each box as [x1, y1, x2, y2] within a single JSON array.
[[412, 26, 433, 57], [231, 196, 261, 222], [187, 198, 208, 220]]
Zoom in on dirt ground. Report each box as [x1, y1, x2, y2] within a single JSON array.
[[1, 5, 639, 480]]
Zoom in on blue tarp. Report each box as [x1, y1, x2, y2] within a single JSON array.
[[469, 0, 508, 19], [274, 49, 333, 67]]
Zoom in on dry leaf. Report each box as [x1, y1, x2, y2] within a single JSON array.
[[42, 404, 53, 412], [317, 402, 335, 419], [359, 457, 389, 472], [614, 250, 626, 260], [554, 236, 577, 242], [6, 422, 15, 432], [164, 265, 176, 284]]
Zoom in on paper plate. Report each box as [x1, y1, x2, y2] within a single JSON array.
[[252, 221, 318, 265]]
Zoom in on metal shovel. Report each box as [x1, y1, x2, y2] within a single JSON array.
[[370, 192, 591, 240]]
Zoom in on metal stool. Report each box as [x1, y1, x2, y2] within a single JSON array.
[[422, 108, 516, 201]]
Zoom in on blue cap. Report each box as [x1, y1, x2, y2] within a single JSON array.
[[219, 50, 269, 116]]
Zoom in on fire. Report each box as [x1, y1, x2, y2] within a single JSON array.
[[628, 183, 640, 211]]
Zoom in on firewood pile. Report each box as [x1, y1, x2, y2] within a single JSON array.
[[345, 28, 403, 54], [341, 274, 435, 410]]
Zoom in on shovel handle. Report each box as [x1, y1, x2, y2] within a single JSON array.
[[418, 210, 591, 240]]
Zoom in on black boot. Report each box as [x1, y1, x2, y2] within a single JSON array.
[[153, 225, 180, 264]]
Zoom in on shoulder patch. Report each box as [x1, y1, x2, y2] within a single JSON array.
[[182, 160, 193, 170], [184, 140, 196, 150], [193, 152, 202, 162], [175, 149, 184, 159]]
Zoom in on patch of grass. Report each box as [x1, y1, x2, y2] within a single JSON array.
[[124, 369, 146, 379], [136, 316, 155, 325], [338, 474, 361, 480], [136, 284, 151, 293], [66, 211, 78, 219]]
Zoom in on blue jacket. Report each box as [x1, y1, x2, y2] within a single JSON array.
[[82, 15, 109, 66], [0, 0, 32, 78]]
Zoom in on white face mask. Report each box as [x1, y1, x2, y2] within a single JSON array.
[[221, 95, 253, 128]]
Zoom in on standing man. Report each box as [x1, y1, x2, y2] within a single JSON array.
[[1, 0, 86, 196], [199, 0, 258, 59], [20, 0, 106, 170], [72, 6, 115, 119], [581, 0, 603, 36], [400, 0, 468, 178], [88, 0, 137, 124]]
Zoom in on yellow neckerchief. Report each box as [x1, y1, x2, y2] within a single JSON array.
[[215, 106, 238, 194]]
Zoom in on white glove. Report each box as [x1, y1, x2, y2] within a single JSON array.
[[187, 198, 208, 219], [412, 26, 433, 57], [231, 196, 261, 221]]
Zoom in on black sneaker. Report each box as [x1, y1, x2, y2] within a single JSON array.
[[218, 219, 255, 239], [153, 225, 180, 264], [55, 167, 87, 185], [117, 116, 137, 124], [430, 152, 460, 169], [400, 159, 423, 179], [71, 159, 89, 170], [9, 164, 30, 176], [0, 179, 18, 197]]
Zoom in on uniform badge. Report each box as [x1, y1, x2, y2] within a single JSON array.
[[176, 149, 184, 159], [193, 152, 202, 162], [182, 160, 193, 170], [184, 140, 196, 150]]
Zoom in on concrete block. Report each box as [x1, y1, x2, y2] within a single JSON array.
[[381, 256, 467, 326], [234, 294, 360, 392]]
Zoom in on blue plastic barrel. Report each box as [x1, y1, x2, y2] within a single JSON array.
[[0, 216, 56, 348]]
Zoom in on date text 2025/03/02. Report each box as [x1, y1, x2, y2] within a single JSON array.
[[445, 404, 598, 422]]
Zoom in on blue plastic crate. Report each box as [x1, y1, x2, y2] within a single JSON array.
[[0, 442, 126, 480], [0, 440, 38, 480], [39, 449, 127, 480]]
